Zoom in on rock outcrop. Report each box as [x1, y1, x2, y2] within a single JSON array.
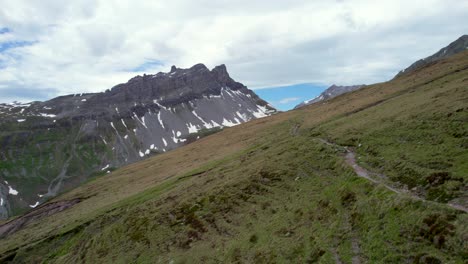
[[0, 64, 276, 219]]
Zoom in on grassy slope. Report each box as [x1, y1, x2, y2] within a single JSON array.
[[1, 52, 467, 263]]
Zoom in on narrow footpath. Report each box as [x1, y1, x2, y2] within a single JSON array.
[[316, 138, 468, 214]]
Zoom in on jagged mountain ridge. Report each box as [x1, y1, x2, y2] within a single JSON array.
[[395, 34, 468, 77], [0, 63, 275, 219], [294, 84, 365, 109]]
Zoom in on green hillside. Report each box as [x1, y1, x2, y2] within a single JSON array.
[[0, 51, 467, 263]]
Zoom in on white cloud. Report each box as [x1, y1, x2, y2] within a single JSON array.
[[278, 97, 300, 104], [0, 0, 467, 102]]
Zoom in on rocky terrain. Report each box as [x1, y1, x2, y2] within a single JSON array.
[[0, 64, 276, 219], [294, 84, 365, 109]]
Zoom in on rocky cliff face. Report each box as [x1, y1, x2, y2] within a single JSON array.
[[0, 64, 276, 219], [395, 35, 468, 77], [294, 84, 365, 109]]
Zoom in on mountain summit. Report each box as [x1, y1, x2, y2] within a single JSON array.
[[0, 64, 275, 219]]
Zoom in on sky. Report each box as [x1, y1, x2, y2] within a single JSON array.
[[0, 0, 467, 110], [255, 83, 326, 111]]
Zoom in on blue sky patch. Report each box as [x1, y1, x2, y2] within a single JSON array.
[[255, 83, 327, 111], [130, 59, 165, 72], [0, 27, 11, 34], [0, 40, 36, 53]]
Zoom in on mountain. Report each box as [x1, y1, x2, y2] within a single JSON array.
[[0, 46, 467, 262], [294, 84, 365, 109], [0, 63, 276, 219], [395, 34, 468, 77]]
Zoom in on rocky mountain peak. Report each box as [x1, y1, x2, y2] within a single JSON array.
[[0, 62, 276, 219]]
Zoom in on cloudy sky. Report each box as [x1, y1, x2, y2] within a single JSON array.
[[0, 0, 467, 108]]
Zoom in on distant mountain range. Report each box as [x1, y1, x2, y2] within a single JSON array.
[[294, 84, 365, 109], [0, 64, 275, 219]]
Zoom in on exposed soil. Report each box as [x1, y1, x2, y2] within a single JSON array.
[[0, 198, 82, 238]]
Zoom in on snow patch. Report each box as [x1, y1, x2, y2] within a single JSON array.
[[210, 120, 221, 127], [162, 138, 168, 147], [141, 116, 148, 128], [154, 101, 168, 110], [110, 122, 118, 132], [17, 119, 26, 122], [222, 118, 237, 127], [139, 150, 145, 157], [121, 119, 128, 129], [133, 112, 147, 129], [192, 111, 221, 129], [29, 201, 40, 208], [157, 111, 165, 128], [187, 123, 199, 134], [8, 185, 18, 195], [236, 111, 248, 122], [39, 113, 56, 118], [192, 111, 206, 124], [252, 105, 269, 118], [101, 164, 110, 171]]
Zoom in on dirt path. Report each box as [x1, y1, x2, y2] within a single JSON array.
[[330, 246, 343, 264], [316, 138, 468, 214]]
